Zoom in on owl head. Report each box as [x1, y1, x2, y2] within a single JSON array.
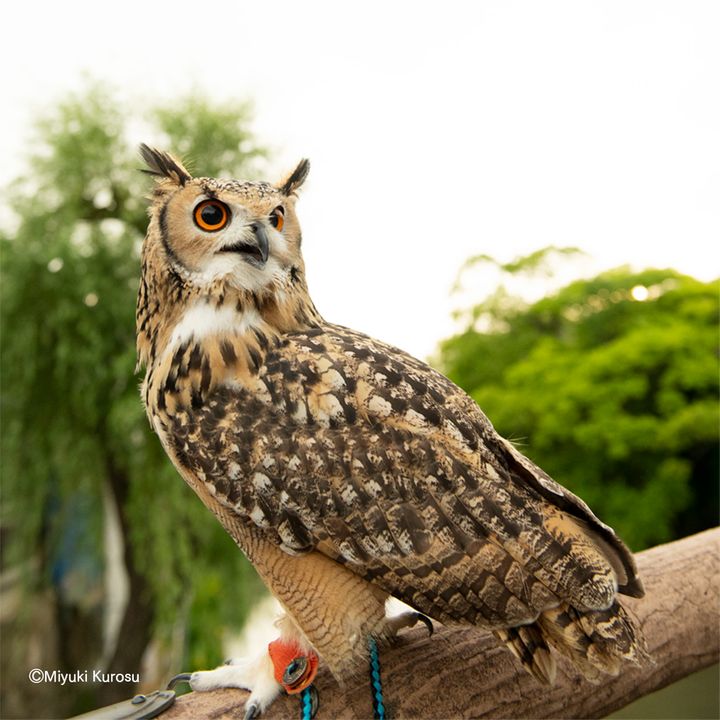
[[137, 145, 318, 370], [139, 144, 310, 295]]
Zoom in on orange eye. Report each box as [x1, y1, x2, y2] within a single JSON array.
[[269, 206, 285, 232], [194, 200, 229, 231]]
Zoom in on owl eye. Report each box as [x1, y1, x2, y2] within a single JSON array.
[[194, 199, 230, 232], [269, 206, 285, 232]]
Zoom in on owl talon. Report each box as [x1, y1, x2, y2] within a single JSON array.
[[385, 610, 434, 638], [243, 700, 261, 720], [166, 672, 193, 690], [415, 612, 434, 637]]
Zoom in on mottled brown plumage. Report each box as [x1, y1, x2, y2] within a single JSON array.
[[136, 146, 646, 711]]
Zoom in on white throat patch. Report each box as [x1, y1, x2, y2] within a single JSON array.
[[169, 303, 260, 349]]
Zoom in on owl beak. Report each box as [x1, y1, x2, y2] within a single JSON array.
[[247, 222, 269, 265], [217, 222, 269, 265]]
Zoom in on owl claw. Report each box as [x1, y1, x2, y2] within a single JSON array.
[[243, 700, 261, 720], [166, 672, 193, 690], [415, 612, 434, 637], [385, 610, 434, 637]]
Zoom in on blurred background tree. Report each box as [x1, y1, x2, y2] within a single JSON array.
[[0, 84, 267, 718], [437, 248, 719, 550]]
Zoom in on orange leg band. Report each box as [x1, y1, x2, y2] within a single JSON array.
[[267, 639, 319, 694]]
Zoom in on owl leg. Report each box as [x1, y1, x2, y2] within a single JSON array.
[[167, 614, 319, 720]]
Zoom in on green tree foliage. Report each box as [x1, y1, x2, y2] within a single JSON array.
[[437, 249, 719, 550], [0, 84, 266, 712]]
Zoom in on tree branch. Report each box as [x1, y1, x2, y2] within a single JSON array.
[[164, 528, 719, 719]]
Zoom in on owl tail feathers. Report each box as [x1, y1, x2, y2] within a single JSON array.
[[495, 625, 557, 685], [536, 601, 650, 682]]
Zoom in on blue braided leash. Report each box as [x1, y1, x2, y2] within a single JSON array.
[[368, 637, 386, 720], [300, 686, 314, 720], [296, 639, 385, 720]]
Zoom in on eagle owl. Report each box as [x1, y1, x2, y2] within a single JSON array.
[[136, 146, 646, 717]]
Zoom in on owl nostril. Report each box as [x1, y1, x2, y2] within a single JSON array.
[[250, 222, 260, 233]]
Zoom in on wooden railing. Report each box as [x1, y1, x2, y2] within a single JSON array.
[[164, 528, 719, 719]]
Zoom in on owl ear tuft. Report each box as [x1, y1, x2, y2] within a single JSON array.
[[278, 159, 310, 196], [139, 144, 191, 186]]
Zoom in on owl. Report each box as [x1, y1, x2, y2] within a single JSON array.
[[136, 145, 646, 719]]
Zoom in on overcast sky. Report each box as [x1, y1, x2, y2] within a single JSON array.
[[2, 1, 718, 358]]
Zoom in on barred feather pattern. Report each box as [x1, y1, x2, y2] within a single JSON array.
[[145, 318, 646, 680]]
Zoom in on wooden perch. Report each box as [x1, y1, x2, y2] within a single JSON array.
[[163, 528, 719, 719]]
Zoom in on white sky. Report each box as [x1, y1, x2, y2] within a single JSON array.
[[2, 1, 718, 358]]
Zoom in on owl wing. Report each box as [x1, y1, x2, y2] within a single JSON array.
[[178, 322, 642, 628]]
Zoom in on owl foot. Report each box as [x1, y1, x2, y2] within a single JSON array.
[[385, 610, 434, 637], [166, 640, 319, 720], [167, 650, 281, 720]]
